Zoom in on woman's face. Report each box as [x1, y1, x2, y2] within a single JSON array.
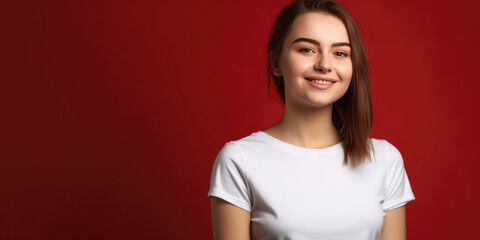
[[273, 12, 353, 109]]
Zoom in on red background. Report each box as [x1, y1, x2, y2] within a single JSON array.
[[1, 0, 479, 239]]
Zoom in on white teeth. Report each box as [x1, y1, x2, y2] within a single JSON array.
[[309, 79, 333, 84]]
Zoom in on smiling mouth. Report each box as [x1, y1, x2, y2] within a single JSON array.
[[305, 78, 335, 85]]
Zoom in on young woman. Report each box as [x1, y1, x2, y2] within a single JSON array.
[[208, 0, 415, 239]]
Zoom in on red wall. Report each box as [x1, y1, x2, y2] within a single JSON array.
[[1, 0, 479, 239]]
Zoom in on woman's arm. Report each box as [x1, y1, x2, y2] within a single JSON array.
[[210, 196, 251, 240], [381, 205, 407, 240]]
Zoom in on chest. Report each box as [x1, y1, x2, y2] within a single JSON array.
[[247, 155, 387, 239]]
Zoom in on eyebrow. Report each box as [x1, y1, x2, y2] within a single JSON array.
[[291, 37, 351, 47]]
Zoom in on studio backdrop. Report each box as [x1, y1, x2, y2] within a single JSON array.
[[0, 0, 479, 239]]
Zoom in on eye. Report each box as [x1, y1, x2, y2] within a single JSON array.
[[335, 51, 349, 57], [299, 48, 315, 53]]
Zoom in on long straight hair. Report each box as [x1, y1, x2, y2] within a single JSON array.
[[267, 0, 374, 167]]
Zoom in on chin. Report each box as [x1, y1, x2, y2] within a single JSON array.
[[307, 96, 335, 105], [305, 99, 334, 108]]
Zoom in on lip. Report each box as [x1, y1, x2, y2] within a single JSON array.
[[304, 76, 338, 82], [305, 77, 337, 90]]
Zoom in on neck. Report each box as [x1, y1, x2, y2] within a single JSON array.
[[272, 98, 340, 149]]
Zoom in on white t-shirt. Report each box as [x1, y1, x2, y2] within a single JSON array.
[[208, 131, 415, 240]]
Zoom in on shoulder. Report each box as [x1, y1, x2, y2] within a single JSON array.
[[370, 137, 400, 152], [215, 132, 260, 163], [216, 141, 243, 164], [223, 131, 267, 154], [369, 138, 403, 165]]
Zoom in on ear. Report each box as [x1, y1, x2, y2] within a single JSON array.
[[269, 52, 282, 77]]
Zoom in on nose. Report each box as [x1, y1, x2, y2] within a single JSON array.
[[314, 55, 332, 73]]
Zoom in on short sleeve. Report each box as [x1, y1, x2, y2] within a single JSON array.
[[382, 140, 416, 211], [207, 141, 252, 212]]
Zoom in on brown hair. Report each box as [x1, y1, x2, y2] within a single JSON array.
[[267, 0, 374, 167]]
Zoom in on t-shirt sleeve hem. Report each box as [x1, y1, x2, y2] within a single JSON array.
[[382, 196, 416, 211], [208, 188, 252, 212]]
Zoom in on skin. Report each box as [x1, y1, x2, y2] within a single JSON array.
[[266, 12, 352, 149], [211, 197, 251, 240], [382, 206, 407, 240], [211, 12, 407, 240]]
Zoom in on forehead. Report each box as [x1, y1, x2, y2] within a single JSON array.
[[285, 12, 349, 45]]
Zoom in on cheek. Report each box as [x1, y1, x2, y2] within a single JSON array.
[[335, 61, 353, 81], [279, 57, 295, 91], [283, 58, 298, 78], [282, 53, 310, 78]]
